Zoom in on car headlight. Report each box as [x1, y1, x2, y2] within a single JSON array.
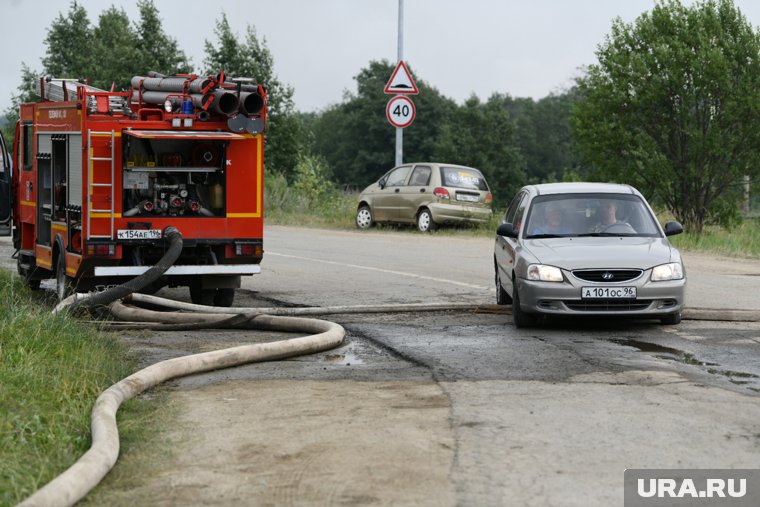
[[651, 262, 684, 281], [527, 264, 564, 282]]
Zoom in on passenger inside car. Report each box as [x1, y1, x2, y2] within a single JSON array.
[[530, 202, 572, 235]]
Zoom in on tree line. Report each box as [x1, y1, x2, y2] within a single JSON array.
[[4, 0, 759, 232]]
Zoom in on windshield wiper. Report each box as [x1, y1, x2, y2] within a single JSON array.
[[527, 233, 568, 239], [576, 232, 638, 237]]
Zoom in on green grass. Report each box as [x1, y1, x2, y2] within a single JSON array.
[[0, 271, 156, 506], [669, 219, 760, 259]]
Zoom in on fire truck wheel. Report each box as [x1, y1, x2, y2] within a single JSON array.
[[189, 284, 215, 306], [17, 257, 41, 290], [55, 255, 72, 301], [214, 288, 235, 307]]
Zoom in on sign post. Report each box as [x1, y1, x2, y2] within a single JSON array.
[[386, 0, 421, 166]]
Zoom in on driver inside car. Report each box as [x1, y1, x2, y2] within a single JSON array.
[[591, 200, 625, 232]]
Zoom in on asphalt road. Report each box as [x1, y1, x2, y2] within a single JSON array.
[[3, 226, 760, 506]]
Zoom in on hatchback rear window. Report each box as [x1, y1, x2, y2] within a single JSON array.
[[440, 167, 488, 190]]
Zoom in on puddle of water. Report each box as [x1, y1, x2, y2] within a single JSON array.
[[322, 352, 364, 366], [610, 338, 682, 356], [610, 338, 758, 388], [707, 368, 759, 379]]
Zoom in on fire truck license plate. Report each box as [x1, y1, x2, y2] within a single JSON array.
[[117, 229, 162, 240]]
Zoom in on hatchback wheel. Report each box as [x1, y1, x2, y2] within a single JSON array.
[[356, 205, 374, 229], [512, 278, 536, 328], [417, 208, 437, 232]]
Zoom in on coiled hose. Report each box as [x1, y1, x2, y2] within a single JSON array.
[[19, 311, 345, 507], [21, 227, 347, 507]]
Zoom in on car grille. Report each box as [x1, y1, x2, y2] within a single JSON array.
[[572, 269, 643, 283], [565, 299, 653, 311]]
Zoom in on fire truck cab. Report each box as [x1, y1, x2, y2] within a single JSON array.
[[0, 74, 267, 306]]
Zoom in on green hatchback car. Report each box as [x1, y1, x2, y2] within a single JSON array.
[[356, 163, 493, 232]]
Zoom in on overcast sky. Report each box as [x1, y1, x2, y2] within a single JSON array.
[[4, 0, 760, 114]]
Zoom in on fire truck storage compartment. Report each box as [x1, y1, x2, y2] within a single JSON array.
[[36, 133, 75, 246], [121, 130, 244, 218]]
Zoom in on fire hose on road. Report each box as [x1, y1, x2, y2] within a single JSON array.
[[17, 227, 760, 506]]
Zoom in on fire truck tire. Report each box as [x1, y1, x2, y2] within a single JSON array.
[[189, 284, 215, 306], [214, 288, 235, 307], [17, 257, 41, 290], [55, 255, 73, 301]]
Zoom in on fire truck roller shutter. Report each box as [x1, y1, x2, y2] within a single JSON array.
[[68, 135, 82, 206]]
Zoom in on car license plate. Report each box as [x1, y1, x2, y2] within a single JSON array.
[[456, 194, 479, 203], [581, 286, 637, 299], [117, 229, 162, 240]]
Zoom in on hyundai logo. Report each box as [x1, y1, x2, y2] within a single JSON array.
[[602, 272, 615, 281]]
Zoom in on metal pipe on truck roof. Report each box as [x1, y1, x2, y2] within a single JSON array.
[[131, 76, 214, 94], [131, 91, 214, 111], [239, 91, 265, 116], [210, 90, 239, 116]]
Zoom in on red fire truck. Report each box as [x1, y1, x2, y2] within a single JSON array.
[[0, 73, 267, 306]]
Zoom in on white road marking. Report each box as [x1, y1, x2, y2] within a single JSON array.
[[268, 252, 491, 291]]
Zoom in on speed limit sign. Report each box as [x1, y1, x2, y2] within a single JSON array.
[[386, 95, 416, 128]]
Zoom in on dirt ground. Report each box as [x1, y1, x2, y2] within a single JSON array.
[[87, 378, 458, 507]]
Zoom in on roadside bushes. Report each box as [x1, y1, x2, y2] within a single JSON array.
[[265, 153, 356, 227]]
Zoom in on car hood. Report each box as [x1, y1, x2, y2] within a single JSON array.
[[359, 183, 380, 197], [523, 237, 678, 270]]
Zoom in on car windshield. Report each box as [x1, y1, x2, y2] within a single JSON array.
[[523, 193, 662, 239], [440, 167, 488, 190]]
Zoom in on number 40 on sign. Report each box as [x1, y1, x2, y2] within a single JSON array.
[[386, 95, 416, 129]]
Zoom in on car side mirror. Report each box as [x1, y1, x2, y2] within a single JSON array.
[[663, 221, 683, 237], [496, 223, 518, 238], [378, 179, 386, 190]]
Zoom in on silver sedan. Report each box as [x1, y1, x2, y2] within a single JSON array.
[[494, 182, 686, 327]]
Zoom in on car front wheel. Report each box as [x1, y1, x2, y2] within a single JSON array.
[[512, 278, 536, 328], [417, 208, 437, 232], [356, 205, 374, 229], [661, 312, 682, 325], [495, 268, 512, 305]]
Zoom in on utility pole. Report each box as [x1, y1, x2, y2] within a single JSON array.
[[396, 0, 404, 166], [743, 175, 750, 215]]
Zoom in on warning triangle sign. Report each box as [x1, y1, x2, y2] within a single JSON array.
[[384, 60, 419, 95]]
